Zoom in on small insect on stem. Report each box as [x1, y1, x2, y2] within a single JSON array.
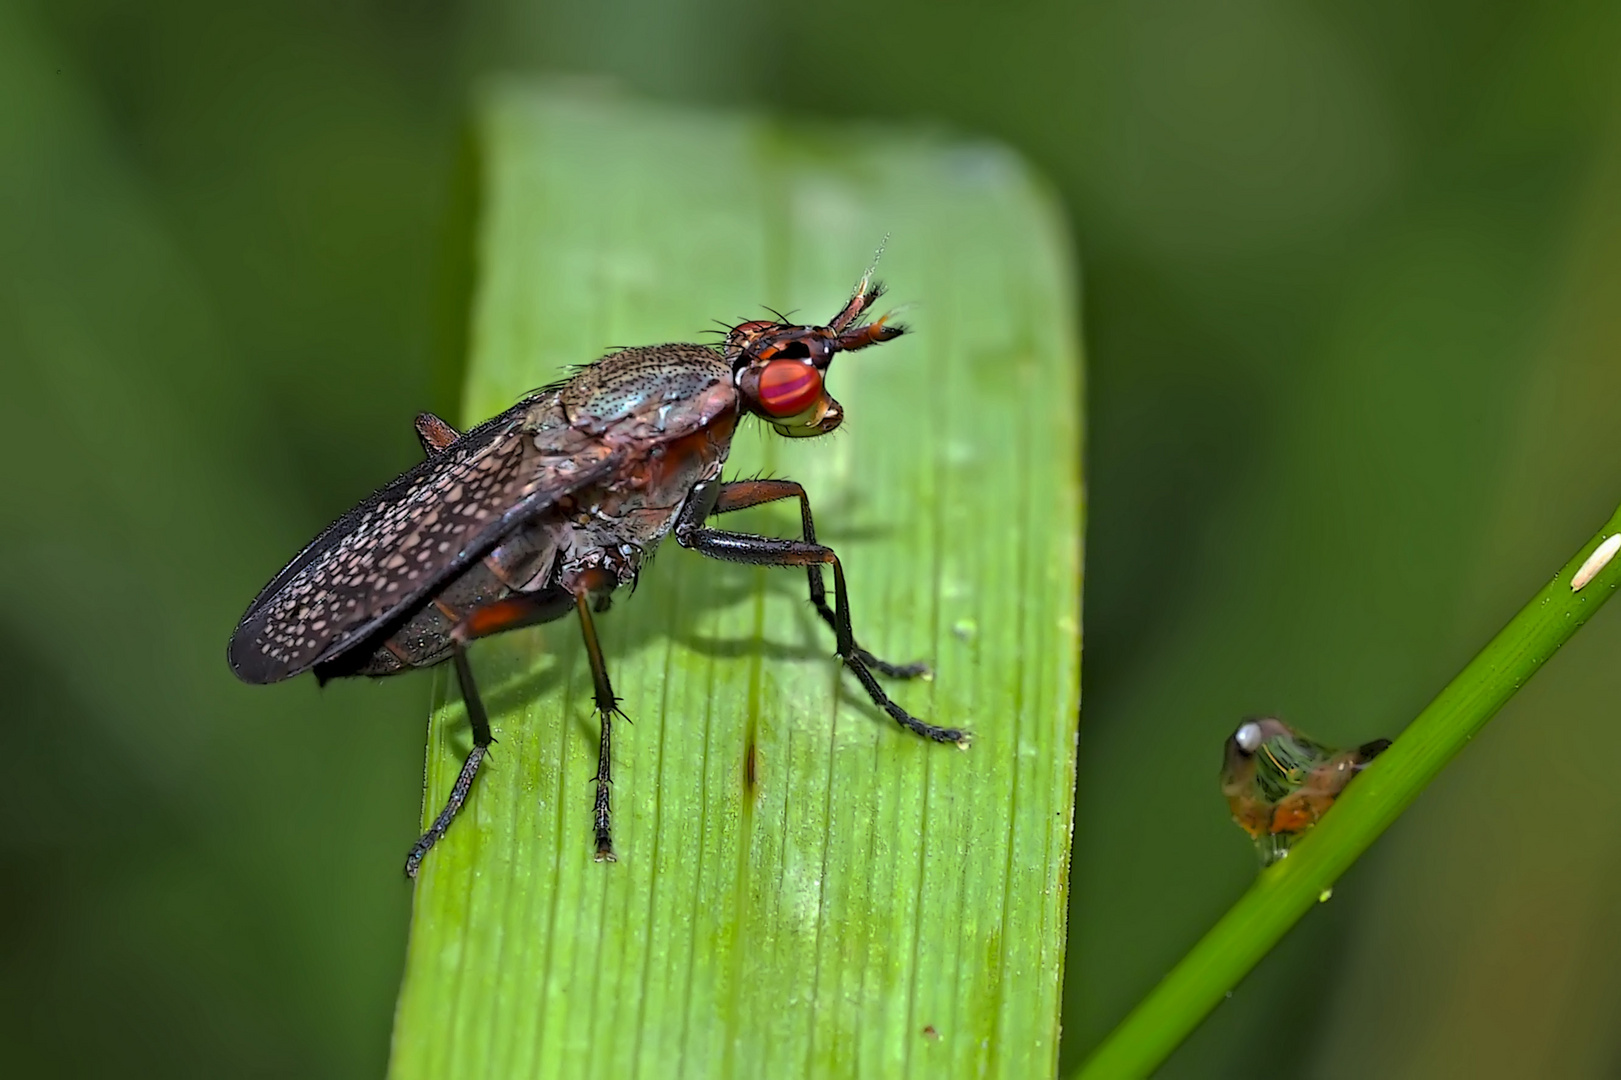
[[1220, 717, 1389, 867], [227, 271, 967, 877]]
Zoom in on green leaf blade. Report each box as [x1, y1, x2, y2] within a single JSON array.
[[390, 84, 1083, 1080]]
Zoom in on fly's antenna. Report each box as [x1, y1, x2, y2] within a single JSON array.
[[831, 235, 895, 333], [855, 233, 891, 299]]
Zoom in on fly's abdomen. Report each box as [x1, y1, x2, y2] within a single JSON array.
[[339, 520, 566, 675]]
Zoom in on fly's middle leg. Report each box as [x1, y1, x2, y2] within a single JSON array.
[[571, 590, 624, 862]]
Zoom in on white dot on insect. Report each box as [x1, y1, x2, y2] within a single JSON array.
[[1572, 534, 1620, 592], [1235, 721, 1264, 753]]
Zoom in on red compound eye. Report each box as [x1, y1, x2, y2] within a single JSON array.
[[755, 360, 823, 417]]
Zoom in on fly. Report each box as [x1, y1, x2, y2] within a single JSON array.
[[228, 273, 967, 877]]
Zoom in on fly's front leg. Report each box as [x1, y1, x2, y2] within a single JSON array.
[[676, 485, 966, 746], [702, 479, 929, 680], [571, 590, 624, 862], [404, 588, 572, 878]]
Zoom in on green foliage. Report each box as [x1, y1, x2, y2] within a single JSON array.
[[12, 3, 1621, 1078], [388, 86, 1083, 1079]]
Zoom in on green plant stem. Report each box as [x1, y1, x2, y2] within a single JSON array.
[[1077, 504, 1621, 1079]]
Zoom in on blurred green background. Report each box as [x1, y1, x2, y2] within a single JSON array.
[[4, 0, 1620, 1076]]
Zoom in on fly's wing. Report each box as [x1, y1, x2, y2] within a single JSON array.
[[228, 396, 621, 683]]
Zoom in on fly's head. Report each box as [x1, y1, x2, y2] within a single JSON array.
[[725, 274, 905, 439]]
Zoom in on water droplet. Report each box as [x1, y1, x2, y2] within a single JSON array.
[[952, 618, 978, 641], [1318, 888, 1333, 903]]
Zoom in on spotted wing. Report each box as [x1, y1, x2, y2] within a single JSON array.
[[228, 396, 621, 683]]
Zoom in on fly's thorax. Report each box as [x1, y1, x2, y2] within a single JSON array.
[[554, 405, 738, 591], [560, 344, 732, 432]]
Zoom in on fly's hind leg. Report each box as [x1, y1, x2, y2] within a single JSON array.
[[702, 479, 929, 680], [403, 589, 573, 878], [675, 481, 966, 746], [404, 643, 492, 878]]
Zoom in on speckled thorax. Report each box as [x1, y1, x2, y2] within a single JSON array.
[[344, 344, 738, 675]]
